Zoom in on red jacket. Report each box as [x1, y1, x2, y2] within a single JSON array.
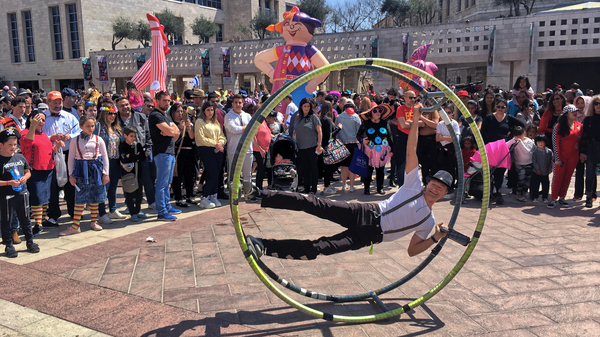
[[552, 121, 583, 162]]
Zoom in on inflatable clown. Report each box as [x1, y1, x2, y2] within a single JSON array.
[[254, 6, 329, 107], [131, 14, 170, 98]]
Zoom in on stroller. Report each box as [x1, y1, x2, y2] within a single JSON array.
[[268, 134, 298, 191], [464, 140, 518, 204]]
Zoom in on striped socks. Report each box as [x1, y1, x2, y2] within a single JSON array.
[[72, 204, 85, 229], [89, 204, 99, 222], [31, 205, 43, 226]]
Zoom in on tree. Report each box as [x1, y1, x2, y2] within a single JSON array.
[[155, 9, 185, 44], [132, 20, 151, 47], [250, 10, 278, 40], [409, 0, 439, 25], [191, 16, 220, 43], [111, 17, 134, 50], [297, 0, 330, 25], [495, 0, 537, 16], [381, 0, 412, 27]]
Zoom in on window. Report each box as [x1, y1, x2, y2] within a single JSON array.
[[447, 0, 450, 16], [561, 19, 567, 25], [572, 19, 578, 24], [583, 18, 589, 23], [539, 21, 545, 27], [216, 24, 223, 42], [583, 28, 588, 34], [50, 7, 63, 60], [539, 31, 544, 37], [549, 41, 555, 46], [67, 4, 80, 58], [582, 39, 588, 45], [559, 40, 565, 46], [22, 11, 35, 62], [570, 39, 576, 45], [199, 0, 221, 9], [550, 20, 556, 26], [538, 41, 544, 47], [285, 3, 294, 12], [439, 0, 443, 22], [458, 0, 461, 12], [8, 13, 20, 63], [465, 0, 469, 9]]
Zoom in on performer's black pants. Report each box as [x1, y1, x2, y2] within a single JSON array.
[[260, 191, 383, 260]]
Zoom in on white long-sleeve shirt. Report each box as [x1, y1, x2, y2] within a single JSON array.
[[224, 110, 253, 154]]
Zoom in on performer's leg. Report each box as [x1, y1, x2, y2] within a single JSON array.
[[261, 190, 369, 229]]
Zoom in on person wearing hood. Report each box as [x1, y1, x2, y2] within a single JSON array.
[[573, 95, 593, 200], [579, 95, 600, 208]]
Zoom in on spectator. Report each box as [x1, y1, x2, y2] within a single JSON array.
[[508, 91, 538, 117], [515, 98, 540, 129], [456, 90, 470, 105], [506, 126, 535, 202], [435, 108, 460, 193], [548, 105, 583, 208], [510, 75, 535, 101], [195, 102, 226, 208], [530, 134, 553, 203], [283, 94, 298, 133], [579, 95, 600, 208], [43, 91, 81, 224], [572, 95, 592, 200], [0, 128, 39, 258], [539, 92, 567, 147], [224, 94, 254, 201], [291, 98, 322, 194], [98, 102, 125, 220], [252, 107, 271, 192], [141, 97, 155, 117], [82, 81, 102, 105], [170, 104, 196, 208], [125, 81, 144, 112], [61, 88, 80, 120], [1, 96, 27, 131], [60, 115, 109, 236], [459, 100, 482, 141], [119, 126, 146, 222], [417, 103, 439, 185], [479, 91, 496, 119], [84, 101, 97, 117], [358, 104, 394, 195], [149, 91, 181, 221], [319, 101, 337, 194]]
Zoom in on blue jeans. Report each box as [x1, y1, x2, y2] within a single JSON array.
[[141, 155, 156, 205], [105, 158, 121, 213], [154, 153, 175, 215]]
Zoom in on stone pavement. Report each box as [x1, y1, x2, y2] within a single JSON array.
[[1, 174, 600, 336]]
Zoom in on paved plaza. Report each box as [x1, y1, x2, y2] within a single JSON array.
[[1, 175, 599, 337]]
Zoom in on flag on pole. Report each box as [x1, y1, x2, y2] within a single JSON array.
[[528, 23, 534, 73], [188, 76, 200, 87], [222, 47, 230, 78], [487, 26, 496, 75], [402, 34, 409, 63]]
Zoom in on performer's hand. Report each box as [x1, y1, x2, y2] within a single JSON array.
[[69, 176, 77, 186], [434, 222, 448, 241]]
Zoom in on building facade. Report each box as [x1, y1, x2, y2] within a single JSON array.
[[0, 0, 295, 91]]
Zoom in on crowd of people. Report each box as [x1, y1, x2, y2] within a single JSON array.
[[0, 75, 598, 257]]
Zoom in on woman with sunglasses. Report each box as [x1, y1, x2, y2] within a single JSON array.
[[539, 92, 567, 149], [480, 99, 525, 204], [548, 105, 583, 209], [579, 95, 600, 208], [98, 101, 125, 220], [515, 98, 540, 129]]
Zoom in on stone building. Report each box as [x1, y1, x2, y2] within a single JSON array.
[[0, 0, 295, 91]]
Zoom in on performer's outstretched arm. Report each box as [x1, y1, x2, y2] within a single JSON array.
[[405, 103, 422, 174]]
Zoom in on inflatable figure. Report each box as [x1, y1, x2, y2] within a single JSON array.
[[400, 44, 438, 90], [130, 14, 171, 98], [254, 6, 330, 107]]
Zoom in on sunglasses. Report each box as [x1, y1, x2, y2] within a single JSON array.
[[497, 105, 507, 109], [406, 96, 416, 100], [552, 98, 563, 101], [528, 104, 535, 107], [146, 104, 154, 108], [372, 111, 381, 114], [594, 102, 600, 106]]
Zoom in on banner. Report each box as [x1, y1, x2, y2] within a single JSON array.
[[136, 53, 146, 70], [222, 47, 230, 78], [487, 26, 495, 74], [528, 23, 533, 73], [201, 49, 210, 78], [402, 34, 409, 63], [82, 57, 92, 81], [97, 56, 109, 84], [371, 38, 378, 58]]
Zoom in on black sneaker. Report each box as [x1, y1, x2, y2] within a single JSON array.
[[175, 200, 189, 208], [246, 195, 258, 203], [27, 242, 40, 253], [585, 198, 593, 208], [558, 198, 569, 207], [43, 219, 59, 227], [186, 198, 198, 205], [217, 191, 229, 200], [246, 235, 264, 259], [32, 224, 43, 236], [5, 246, 18, 258], [377, 189, 385, 195]]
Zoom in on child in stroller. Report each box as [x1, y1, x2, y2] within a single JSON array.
[[269, 134, 298, 191]]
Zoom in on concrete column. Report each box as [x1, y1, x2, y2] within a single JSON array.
[[176, 76, 185, 96]]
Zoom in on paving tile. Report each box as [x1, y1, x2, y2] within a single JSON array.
[[128, 280, 162, 302], [550, 273, 600, 288], [137, 246, 165, 263], [536, 301, 600, 323], [529, 319, 600, 337], [502, 265, 566, 280], [495, 278, 563, 294], [103, 255, 137, 275], [18, 316, 100, 337], [452, 272, 506, 297], [542, 285, 600, 304], [192, 242, 220, 259], [165, 299, 198, 312], [198, 293, 270, 313], [481, 292, 559, 311], [470, 310, 555, 331], [163, 285, 230, 303], [165, 236, 193, 252], [163, 267, 196, 290], [131, 261, 164, 282], [554, 261, 600, 274], [98, 272, 132, 293], [510, 254, 571, 267], [165, 251, 194, 270], [418, 302, 487, 336], [69, 266, 105, 285]]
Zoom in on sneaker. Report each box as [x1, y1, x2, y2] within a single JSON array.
[[109, 210, 126, 219], [364, 188, 370, 195], [157, 213, 177, 221], [32, 224, 43, 236], [123, 208, 130, 214], [26, 242, 40, 253], [532, 198, 538, 203], [585, 198, 593, 208], [43, 218, 59, 227], [343, 184, 350, 191], [323, 187, 336, 194], [246, 194, 258, 203], [246, 235, 265, 259], [558, 198, 569, 207], [574, 196, 582, 201], [349, 186, 356, 193], [98, 214, 113, 225], [136, 211, 148, 219], [217, 191, 229, 200], [186, 198, 198, 205], [130, 214, 139, 222], [209, 194, 222, 207], [199, 198, 216, 209], [547, 199, 556, 209], [5, 246, 18, 258], [168, 207, 182, 214], [59, 226, 81, 236], [516, 195, 527, 202], [148, 202, 156, 211], [12, 230, 21, 244], [90, 221, 103, 231], [542, 198, 548, 203], [377, 189, 385, 195], [176, 200, 189, 208]]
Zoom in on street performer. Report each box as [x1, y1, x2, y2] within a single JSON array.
[[247, 102, 452, 260]]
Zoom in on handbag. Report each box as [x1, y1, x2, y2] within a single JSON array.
[[349, 144, 369, 177], [323, 139, 350, 165], [121, 163, 138, 193]]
